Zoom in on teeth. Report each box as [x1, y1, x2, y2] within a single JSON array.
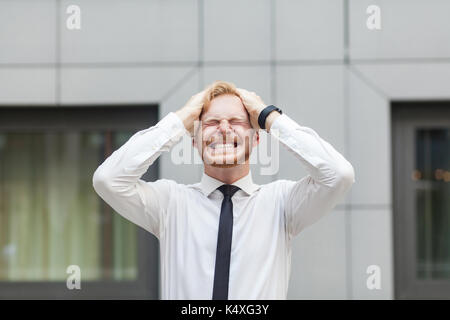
[[209, 143, 237, 149]]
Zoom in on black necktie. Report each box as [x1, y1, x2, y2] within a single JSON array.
[[212, 184, 240, 300]]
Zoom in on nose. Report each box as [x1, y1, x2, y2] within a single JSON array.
[[218, 119, 232, 134]]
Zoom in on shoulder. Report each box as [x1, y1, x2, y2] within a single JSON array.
[[145, 178, 177, 188], [258, 178, 311, 200], [259, 178, 297, 191], [255, 179, 296, 199], [152, 178, 204, 195]]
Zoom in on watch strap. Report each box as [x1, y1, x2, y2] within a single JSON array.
[[258, 105, 282, 130]]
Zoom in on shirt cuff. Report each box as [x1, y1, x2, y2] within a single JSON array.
[[157, 112, 190, 141], [269, 113, 301, 139]]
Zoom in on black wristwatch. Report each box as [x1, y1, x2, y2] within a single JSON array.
[[258, 105, 282, 130]]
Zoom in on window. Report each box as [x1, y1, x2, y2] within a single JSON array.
[[393, 101, 450, 299], [0, 106, 159, 299]]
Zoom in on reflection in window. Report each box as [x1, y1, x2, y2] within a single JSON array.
[[415, 128, 450, 279], [0, 131, 137, 281]]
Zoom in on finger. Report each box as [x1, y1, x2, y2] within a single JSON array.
[[196, 89, 206, 97], [236, 89, 247, 100], [193, 90, 207, 102]]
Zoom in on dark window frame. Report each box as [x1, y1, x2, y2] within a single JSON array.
[[0, 105, 160, 299], [392, 101, 450, 299]]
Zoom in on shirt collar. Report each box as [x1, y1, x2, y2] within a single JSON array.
[[200, 170, 260, 197]]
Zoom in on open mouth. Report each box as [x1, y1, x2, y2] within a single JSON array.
[[208, 141, 239, 150], [207, 137, 241, 153]]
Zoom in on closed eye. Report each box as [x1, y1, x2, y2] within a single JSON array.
[[202, 119, 249, 127]]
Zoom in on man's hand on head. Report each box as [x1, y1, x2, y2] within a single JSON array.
[[176, 89, 208, 136], [236, 88, 266, 130], [237, 88, 280, 132]]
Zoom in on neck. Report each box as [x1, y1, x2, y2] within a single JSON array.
[[204, 163, 250, 185]]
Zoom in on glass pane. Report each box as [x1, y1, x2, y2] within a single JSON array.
[[0, 131, 138, 281], [414, 128, 450, 279]]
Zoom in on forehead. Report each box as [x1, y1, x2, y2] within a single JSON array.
[[202, 94, 248, 120]]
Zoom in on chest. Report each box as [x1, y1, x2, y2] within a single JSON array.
[[163, 193, 287, 257]]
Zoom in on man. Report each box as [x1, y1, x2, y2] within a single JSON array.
[[92, 80, 355, 299]]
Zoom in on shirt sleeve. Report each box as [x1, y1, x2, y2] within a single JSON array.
[[269, 114, 356, 238], [92, 112, 187, 239]]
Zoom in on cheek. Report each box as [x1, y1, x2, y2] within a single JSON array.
[[200, 128, 215, 142], [236, 127, 253, 140]]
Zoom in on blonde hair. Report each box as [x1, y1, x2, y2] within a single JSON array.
[[200, 80, 240, 118]]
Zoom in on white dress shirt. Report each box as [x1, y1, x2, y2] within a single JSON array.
[[92, 112, 355, 300]]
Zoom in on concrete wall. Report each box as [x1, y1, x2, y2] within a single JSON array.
[[2, 0, 450, 299]]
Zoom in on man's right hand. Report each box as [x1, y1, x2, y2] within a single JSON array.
[[175, 89, 208, 136]]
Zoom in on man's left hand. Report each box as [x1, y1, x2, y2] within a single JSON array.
[[237, 88, 281, 132], [236, 88, 266, 130]]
